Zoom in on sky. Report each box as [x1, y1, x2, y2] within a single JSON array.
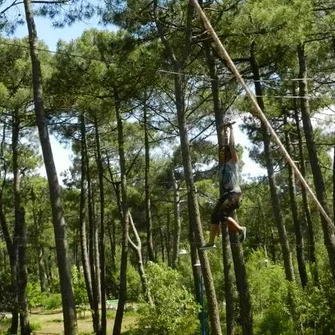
[[12, 15, 266, 181]]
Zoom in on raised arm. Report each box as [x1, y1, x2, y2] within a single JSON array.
[[228, 124, 238, 162]]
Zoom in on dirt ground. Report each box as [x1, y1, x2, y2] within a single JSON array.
[[1, 310, 137, 334]]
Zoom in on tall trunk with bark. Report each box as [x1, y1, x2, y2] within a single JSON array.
[[17, 208, 30, 335], [144, 104, 155, 262], [297, 43, 335, 282], [0, 125, 18, 331], [166, 211, 171, 266], [171, 169, 181, 269], [154, 3, 222, 333], [79, 114, 95, 318], [12, 111, 30, 335], [94, 116, 107, 335], [203, 41, 239, 334], [284, 115, 308, 287], [292, 87, 319, 284], [128, 214, 153, 305], [23, 1, 77, 333], [113, 89, 130, 335], [175, 67, 222, 335], [87, 149, 100, 334], [31, 190, 47, 293], [250, 43, 295, 282]]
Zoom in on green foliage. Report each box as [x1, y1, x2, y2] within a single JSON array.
[[247, 249, 335, 334], [247, 250, 294, 334], [257, 304, 293, 335], [133, 262, 199, 335], [43, 294, 62, 310], [27, 282, 44, 310], [71, 266, 89, 306], [27, 282, 62, 311], [29, 322, 42, 331], [0, 271, 14, 311], [126, 262, 143, 302]]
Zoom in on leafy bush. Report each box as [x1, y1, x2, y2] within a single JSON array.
[[246, 250, 294, 335], [126, 263, 142, 302], [133, 262, 199, 335], [43, 293, 62, 310], [72, 266, 88, 306], [29, 322, 42, 331]]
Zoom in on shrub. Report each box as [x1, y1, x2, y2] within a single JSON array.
[[43, 293, 62, 310], [134, 262, 199, 335]]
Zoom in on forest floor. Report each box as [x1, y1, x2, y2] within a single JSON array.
[[0, 309, 138, 334]]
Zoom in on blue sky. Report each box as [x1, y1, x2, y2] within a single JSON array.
[[14, 15, 103, 49], [12, 15, 266, 180], [14, 16, 106, 180]]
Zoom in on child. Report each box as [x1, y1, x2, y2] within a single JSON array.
[[200, 123, 246, 250]]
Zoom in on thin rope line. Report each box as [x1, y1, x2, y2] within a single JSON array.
[[0, 40, 321, 83]]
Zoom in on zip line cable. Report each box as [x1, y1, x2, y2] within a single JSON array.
[[0, 40, 325, 87], [190, 0, 335, 229], [1, 41, 334, 100]]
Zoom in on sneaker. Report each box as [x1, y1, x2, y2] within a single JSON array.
[[239, 227, 247, 243], [199, 243, 217, 251]]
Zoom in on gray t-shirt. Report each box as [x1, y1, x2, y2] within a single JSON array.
[[219, 160, 241, 194]]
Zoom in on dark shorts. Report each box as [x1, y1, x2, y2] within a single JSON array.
[[211, 192, 242, 225]]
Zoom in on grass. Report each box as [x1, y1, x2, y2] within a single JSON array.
[[0, 310, 137, 334]]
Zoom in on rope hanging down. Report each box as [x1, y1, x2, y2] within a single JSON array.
[[190, 0, 335, 229]]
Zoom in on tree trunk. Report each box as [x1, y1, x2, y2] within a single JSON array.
[[292, 90, 319, 284], [284, 115, 308, 287], [160, 227, 165, 263], [36, 244, 47, 292], [94, 116, 107, 335], [87, 156, 100, 333], [171, 169, 181, 269], [31, 190, 47, 293], [174, 64, 222, 335], [79, 114, 95, 316], [221, 226, 235, 335], [128, 214, 153, 305], [154, 2, 221, 332], [12, 110, 30, 335], [297, 43, 335, 282], [204, 38, 251, 333], [17, 208, 30, 335], [166, 211, 171, 266], [144, 104, 155, 262], [23, 1, 77, 333], [113, 89, 130, 335], [250, 43, 295, 282]]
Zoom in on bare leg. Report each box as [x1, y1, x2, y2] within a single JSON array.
[[208, 224, 220, 245], [225, 217, 242, 234]]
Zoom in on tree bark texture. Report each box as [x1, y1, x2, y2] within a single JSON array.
[[87, 154, 100, 333], [94, 117, 107, 335], [250, 44, 295, 282], [284, 115, 308, 287], [12, 110, 31, 335], [171, 169, 181, 269], [144, 104, 155, 262], [23, 1, 77, 333], [113, 90, 130, 335], [79, 114, 95, 319], [292, 90, 319, 284], [297, 43, 335, 282]]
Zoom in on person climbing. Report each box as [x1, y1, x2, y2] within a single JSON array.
[[200, 123, 246, 250]]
